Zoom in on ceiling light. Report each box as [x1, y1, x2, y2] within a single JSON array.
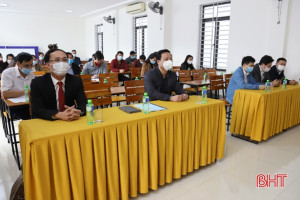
[[0, 3, 8, 7], [66, 9, 73, 13]]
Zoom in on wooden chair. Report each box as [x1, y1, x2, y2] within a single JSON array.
[[131, 67, 142, 79], [225, 74, 232, 90], [84, 83, 112, 107], [33, 71, 46, 76], [98, 73, 119, 87], [80, 74, 92, 84], [124, 80, 145, 104], [210, 75, 225, 99], [173, 66, 181, 71], [81, 61, 88, 65], [192, 69, 205, 80], [178, 70, 192, 82]]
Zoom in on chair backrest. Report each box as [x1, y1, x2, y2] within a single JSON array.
[[225, 74, 232, 89], [178, 70, 192, 82], [124, 80, 145, 104], [131, 67, 142, 79], [33, 71, 46, 76], [205, 68, 217, 73], [192, 69, 205, 80], [84, 83, 112, 106], [173, 66, 181, 71], [98, 73, 119, 87], [210, 75, 225, 90], [80, 74, 91, 84]]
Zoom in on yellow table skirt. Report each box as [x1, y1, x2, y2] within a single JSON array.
[[231, 85, 300, 142], [20, 96, 226, 200]]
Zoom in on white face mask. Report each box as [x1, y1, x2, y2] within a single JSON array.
[[72, 54, 76, 57], [0, 58, 3, 61], [263, 67, 270, 73], [187, 60, 193, 65], [7, 59, 11, 64], [52, 62, 70, 76], [278, 65, 285, 72], [162, 60, 173, 71]]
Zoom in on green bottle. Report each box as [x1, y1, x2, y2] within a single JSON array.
[[24, 85, 29, 103], [135, 77, 139, 80], [201, 86, 208, 104], [265, 80, 270, 93], [282, 78, 287, 90], [104, 78, 108, 83], [86, 100, 94, 125]]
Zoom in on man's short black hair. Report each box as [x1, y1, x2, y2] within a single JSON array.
[[72, 49, 76, 52], [139, 55, 146, 60], [156, 49, 170, 61], [276, 57, 287, 63], [94, 51, 104, 60], [6, 53, 14, 60], [117, 51, 124, 56], [259, 55, 274, 65], [16, 52, 33, 64], [241, 56, 255, 66], [38, 52, 44, 56], [44, 49, 67, 63], [130, 51, 136, 55]]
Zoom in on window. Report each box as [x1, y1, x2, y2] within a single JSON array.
[[199, 1, 231, 70], [96, 24, 104, 53], [134, 16, 148, 57]]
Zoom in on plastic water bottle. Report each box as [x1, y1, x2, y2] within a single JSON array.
[[142, 92, 150, 114], [24, 85, 29, 103], [86, 99, 94, 125], [201, 86, 208, 104], [298, 78, 300, 86], [135, 77, 139, 80], [80, 72, 83, 75], [203, 73, 207, 82], [265, 80, 271, 93], [188, 67, 191, 70], [110, 70, 113, 73], [282, 78, 287, 90], [104, 78, 108, 83]]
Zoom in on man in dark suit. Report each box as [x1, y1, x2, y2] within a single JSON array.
[[30, 48, 87, 121], [251, 55, 280, 86], [72, 49, 82, 66]]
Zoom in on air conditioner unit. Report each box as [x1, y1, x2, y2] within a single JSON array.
[[126, 3, 146, 14]]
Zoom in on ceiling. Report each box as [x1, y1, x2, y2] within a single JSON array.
[[0, 0, 140, 17]]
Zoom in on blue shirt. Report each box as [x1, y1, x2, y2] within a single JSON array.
[[226, 66, 262, 104]]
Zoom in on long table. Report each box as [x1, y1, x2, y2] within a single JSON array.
[[230, 85, 300, 142], [20, 96, 226, 200]]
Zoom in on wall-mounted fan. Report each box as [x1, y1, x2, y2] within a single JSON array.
[[103, 16, 115, 24], [148, 1, 163, 15]]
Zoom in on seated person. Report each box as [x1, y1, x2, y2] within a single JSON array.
[[226, 56, 280, 105], [66, 52, 81, 75], [141, 52, 157, 77], [144, 49, 188, 102], [30, 48, 87, 121], [180, 55, 195, 70], [132, 55, 146, 68], [32, 55, 44, 71], [38, 52, 45, 66], [72, 49, 82, 65], [268, 57, 298, 85], [125, 51, 137, 66], [0, 53, 3, 70], [82, 51, 107, 78], [110, 51, 130, 82], [251, 55, 273, 83], [0, 53, 14, 75], [1, 52, 35, 119]]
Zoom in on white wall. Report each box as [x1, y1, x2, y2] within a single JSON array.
[[0, 12, 85, 57], [284, 0, 300, 81]]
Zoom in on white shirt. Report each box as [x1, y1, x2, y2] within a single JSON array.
[[51, 75, 66, 111], [243, 68, 249, 84], [259, 65, 265, 80], [1, 66, 35, 92]]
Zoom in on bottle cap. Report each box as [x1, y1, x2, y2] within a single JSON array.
[[203, 86, 206, 89], [25, 85, 29, 89], [267, 80, 269, 82], [88, 99, 92, 104], [144, 92, 148, 96]]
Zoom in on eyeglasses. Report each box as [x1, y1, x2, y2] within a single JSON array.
[[49, 58, 69, 63]]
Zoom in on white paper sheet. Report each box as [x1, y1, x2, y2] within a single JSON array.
[[134, 103, 167, 112], [7, 95, 26, 103]]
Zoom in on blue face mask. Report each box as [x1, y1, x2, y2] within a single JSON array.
[[68, 59, 74, 65], [140, 61, 144, 65], [150, 60, 156, 64], [246, 66, 254, 73], [117, 56, 123, 61], [21, 68, 33, 75], [33, 60, 38, 65], [131, 56, 136, 59]]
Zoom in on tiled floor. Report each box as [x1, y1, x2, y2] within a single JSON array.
[[0, 120, 299, 200]]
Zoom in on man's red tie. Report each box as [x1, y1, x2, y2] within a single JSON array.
[[57, 82, 65, 112]]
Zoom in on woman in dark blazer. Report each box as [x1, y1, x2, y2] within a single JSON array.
[[180, 55, 195, 70]]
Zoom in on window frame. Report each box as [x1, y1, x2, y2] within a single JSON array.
[[95, 24, 104, 53], [134, 15, 148, 57]]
